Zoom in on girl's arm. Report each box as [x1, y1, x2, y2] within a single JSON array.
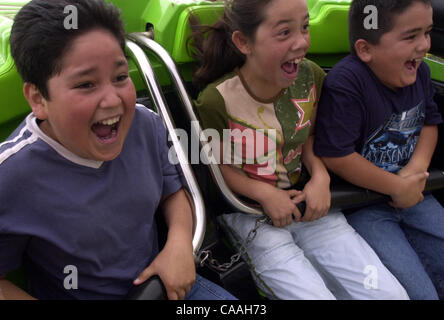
[[219, 164, 304, 227], [134, 188, 195, 300], [301, 135, 331, 221], [299, 101, 331, 221]]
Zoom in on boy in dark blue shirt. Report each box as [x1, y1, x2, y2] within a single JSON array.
[[314, 0, 444, 299]]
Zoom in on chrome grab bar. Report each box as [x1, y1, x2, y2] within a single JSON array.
[[125, 39, 207, 256], [127, 32, 264, 216]]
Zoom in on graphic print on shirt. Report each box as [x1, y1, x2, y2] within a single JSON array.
[[275, 84, 315, 185], [229, 118, 279, 183], [361, 103, 425, 173]]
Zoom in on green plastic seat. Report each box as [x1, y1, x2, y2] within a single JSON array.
[[0, 13, 29, 142], [167, 0, 352, 63]]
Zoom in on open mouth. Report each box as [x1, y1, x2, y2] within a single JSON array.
[[282, 57, 302, 79], [405, 57, 423, 72], [91, 116, 121, 142]]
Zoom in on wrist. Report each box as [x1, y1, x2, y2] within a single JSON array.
[[403, 161, 429, 174], [250, 181, 276, 204], [308, 170, 330, 186], [389, 174, 407, 198], [166, 224, 193, 245]]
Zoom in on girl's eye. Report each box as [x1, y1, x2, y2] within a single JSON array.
[[303, 23, 310, 32]]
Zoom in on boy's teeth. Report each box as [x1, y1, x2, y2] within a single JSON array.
[[294, 58, 302, 64], [98, 116, 120, 126]]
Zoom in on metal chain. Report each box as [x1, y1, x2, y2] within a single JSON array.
[[197, 215, 270, 272]]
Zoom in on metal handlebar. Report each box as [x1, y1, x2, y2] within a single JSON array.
[[125, 37, 206, 255], [127, 32, 264, 216]]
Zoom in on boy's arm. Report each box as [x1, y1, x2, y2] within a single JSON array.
[[0, 277, 36, 300], [322, 152, 428, 208], [134, 188, 195, 300], [398, 125, 438, 177]]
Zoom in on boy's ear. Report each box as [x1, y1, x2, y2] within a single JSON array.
[[354, 39, 372, 63], [232, 30, 251, 55], [23, 83, 48, 120]]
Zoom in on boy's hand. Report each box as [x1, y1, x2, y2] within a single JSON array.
[[134, 240, 195, 300], [397, 163, 427, 179], [301, 175, 331, 222], [389, 171, 429, 209], [260, 187, 305, 227]]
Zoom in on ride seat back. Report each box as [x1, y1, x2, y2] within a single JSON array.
[[431, 0, 444, 55], [0, 14, 29, 142]]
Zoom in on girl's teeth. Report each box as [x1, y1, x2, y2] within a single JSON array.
[[294, 58, 302, 64]]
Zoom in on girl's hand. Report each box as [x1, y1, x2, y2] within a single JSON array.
[[260, 187, 305, 227], [301, 175, 331, 222], [134, 240, 195, 300]]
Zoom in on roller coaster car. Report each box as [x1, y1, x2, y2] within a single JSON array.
[[1, 0, 444, 299]]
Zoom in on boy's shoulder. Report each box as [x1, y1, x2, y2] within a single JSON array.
[[126, 104, 170, 150], [326, 54, 432, 91], [325, 54, 371, 84], [0, 114, 39, 168], [131, 104, 167, 136], [133, 103, 161, 125], [0, 115, 46, 195]]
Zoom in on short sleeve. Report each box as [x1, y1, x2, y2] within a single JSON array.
[[314, 70, 366, 157], [307, 60, 326, 104], [421, 63, 443, 125], [194, 85, 229, 135], [154, 115, 184, 197]]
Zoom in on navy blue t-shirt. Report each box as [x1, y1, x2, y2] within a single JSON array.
[[314, 54, 443, 172], [0, 105, 183, 299]]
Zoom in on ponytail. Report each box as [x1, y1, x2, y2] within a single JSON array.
[[188, 0, 272, 91], [188, 13, 245, 91]]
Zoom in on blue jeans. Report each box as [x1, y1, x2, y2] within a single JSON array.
[[346, 194, 444, 300], [185, 274, 237, 300]]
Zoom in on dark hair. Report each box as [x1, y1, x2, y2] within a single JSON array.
[[349, 0, 432, 54], [189, 0, 273, 91], [10, 0, 126, 99]]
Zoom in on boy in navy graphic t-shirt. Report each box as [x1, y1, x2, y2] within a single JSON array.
[[314, 0, 444, 300]]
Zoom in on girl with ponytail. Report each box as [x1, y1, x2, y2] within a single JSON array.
[[191, 0, 408, 300]]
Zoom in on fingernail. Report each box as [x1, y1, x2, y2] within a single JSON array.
[[134, 278, 141, 285]]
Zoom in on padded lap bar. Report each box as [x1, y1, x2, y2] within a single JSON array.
[[330, 168, 444, 211]]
